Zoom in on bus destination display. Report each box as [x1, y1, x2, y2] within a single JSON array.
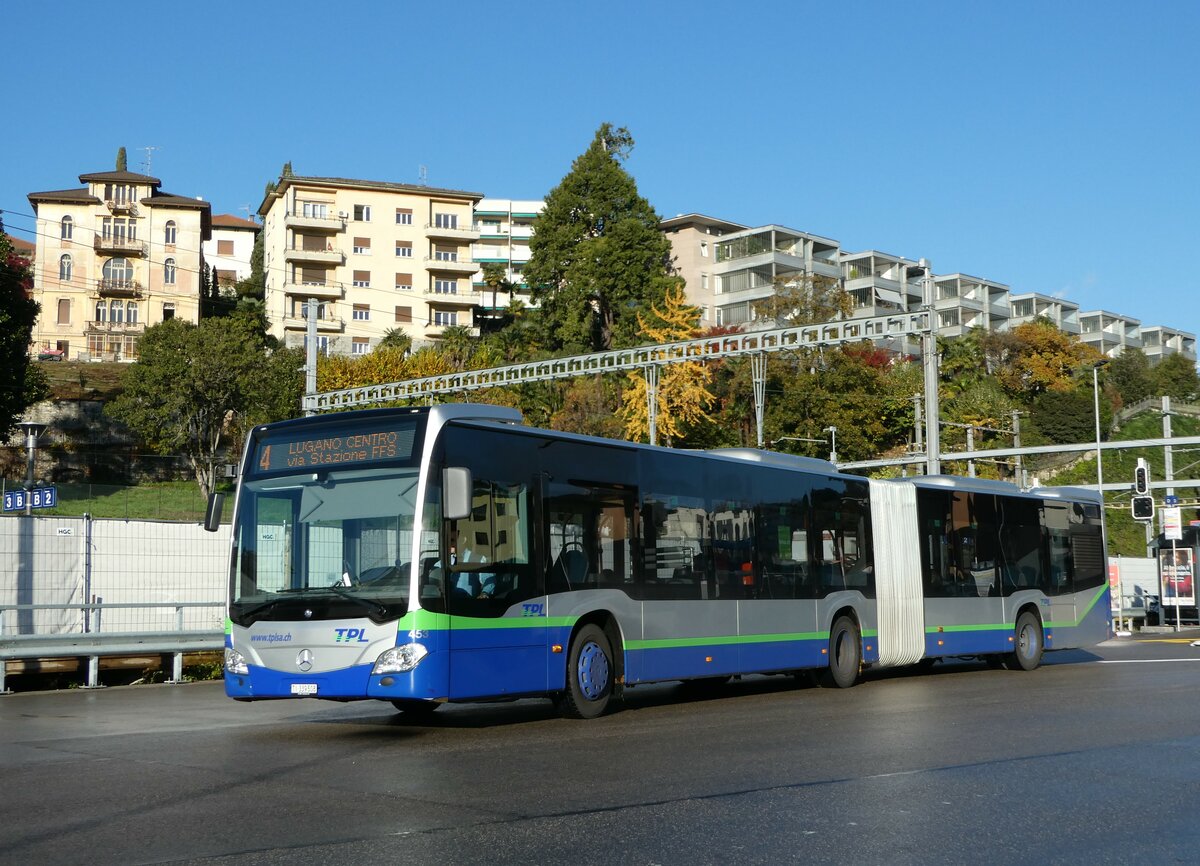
[[254, 425, 418, 473]]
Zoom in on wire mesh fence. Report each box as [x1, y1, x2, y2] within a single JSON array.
[[0, 514, 229, 637]]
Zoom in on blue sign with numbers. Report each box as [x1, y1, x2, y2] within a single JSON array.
[[3, 486, 57, 512]]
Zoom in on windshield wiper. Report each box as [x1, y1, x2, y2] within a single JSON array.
[[324, 583, 390, 618], [234, 588, 310, 621]]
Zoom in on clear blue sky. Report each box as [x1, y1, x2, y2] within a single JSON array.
[[3, 1, 1197, 339]]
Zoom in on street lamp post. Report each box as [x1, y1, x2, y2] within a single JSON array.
[[17, 421, 48, 517], [1092, 359, 1110, 493]]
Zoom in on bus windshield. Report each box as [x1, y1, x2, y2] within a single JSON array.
[[229, 465, 424, 627]]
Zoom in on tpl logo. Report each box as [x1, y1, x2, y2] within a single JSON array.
[[334, 628, 370, 643]]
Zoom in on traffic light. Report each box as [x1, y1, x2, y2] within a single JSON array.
[[1131, 495, 1155, 521], [1134, 459, 1150, 495]]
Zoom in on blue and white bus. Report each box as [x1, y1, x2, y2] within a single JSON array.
[[208, 404, 1111, 718]]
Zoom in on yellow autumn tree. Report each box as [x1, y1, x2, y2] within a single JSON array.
[[619, 282, 714, 444]]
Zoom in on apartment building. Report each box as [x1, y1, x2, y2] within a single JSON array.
[[1079, 309, 1142, 357], [27, 169, 211, 360], [1008, 292, 1081, 336], [1140, 325, 1197, 365], [203, 214, 259, 288], [660, 214, 748, 328], [257, 175, 482, 355], [707, 224, 841, 328], [932, 274, 1012, 337], [471, 198, 543, 307]]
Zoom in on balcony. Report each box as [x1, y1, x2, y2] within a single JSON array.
[[95, 279, 143, 298], [283, 313, 345, 332], [84, 320, 146, 335], [282, 279, 345, 300], [93, 235, 147, 256], [424, 221, 480, 242], [285, 210, 345, 232], [285, 245, 344, 265], [424, 254, 477, 274], [422, 288, 480, 307], [105, 199, 139, 216]]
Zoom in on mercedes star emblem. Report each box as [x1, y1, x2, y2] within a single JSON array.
[[296, 649, 314, 672]]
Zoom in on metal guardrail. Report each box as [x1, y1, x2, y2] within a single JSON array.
[[0, 601, 223, 693]]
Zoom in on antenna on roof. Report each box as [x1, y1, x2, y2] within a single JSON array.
[[239, 204, 252, 219], [418, 165, 428, 186], [140, 145, 160, 174]]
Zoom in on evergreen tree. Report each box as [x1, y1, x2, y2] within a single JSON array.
[[1152, 352, 1200, 402], [1108, 347, 1153, 405], [524, 123, 674, 353], [116, 147, 127, 171]]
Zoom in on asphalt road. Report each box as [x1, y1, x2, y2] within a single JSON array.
[[3, 633, 1199, 866]]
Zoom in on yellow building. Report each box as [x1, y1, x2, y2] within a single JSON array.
[[257, 175, 482, 354], [27, 170, 211, 360]]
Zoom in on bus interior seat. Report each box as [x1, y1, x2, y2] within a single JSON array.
[[549, 548, 588, 593]]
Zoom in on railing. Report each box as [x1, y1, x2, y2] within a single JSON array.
[[84, 320, 145, 334], [0, 601, 223, 692], [105, 199, 139, 215], [95, 279, 142, 296], [93, 236, 147, 256]]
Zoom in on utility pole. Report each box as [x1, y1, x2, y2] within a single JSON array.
[[920, 261, 940, 475]]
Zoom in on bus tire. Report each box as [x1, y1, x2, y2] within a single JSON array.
[[559, 623, 614, 719], [820, 615, 861, 688], [1008, 611, 1044, 671]]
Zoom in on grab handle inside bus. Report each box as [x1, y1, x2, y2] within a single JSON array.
[[443, 467, 473, 521], [204, 492, 225, 532]]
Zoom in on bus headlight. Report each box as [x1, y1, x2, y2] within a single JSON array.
[[373, 643, 428, 674], [225, 647, 249, 675]]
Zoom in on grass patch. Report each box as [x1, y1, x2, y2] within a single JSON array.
[[28, 479, 231, 523], [36, 360, 128, 402]]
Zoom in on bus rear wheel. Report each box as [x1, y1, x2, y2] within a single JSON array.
[[820, 615, 861, 688], [1008, 611, 1044, 671], [558, 624, 614, 719]]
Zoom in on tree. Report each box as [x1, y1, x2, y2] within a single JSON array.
[[107, 318, 301, 497], [234, 227, 265, 300], [1152, 353, 1200, 403], [1108, 347, 1153, 405], [0, 223, 48, 440], [619, 284, 713, 444], [479, 262, 513, 334], [752, 272, 851, 326], [116, 147, 127, 171], [524, 123, 675, 353], [992, 319, 1102, 400], [377, 328, 413, 354]]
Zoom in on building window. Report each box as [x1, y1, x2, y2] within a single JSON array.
[[165, 221, 177, 246], [352, 270, 371, 288], [298, 301, 329, 320], [434, 278, 457, 295], [351, 337, 370, 355], [434, 213, 458, 230], [395, 241, 412, 258], [126, 301, 138, 324], [353, 237, 371, 254], [59, 254, 72, 281], [56, 299, 71, 325], [700, 242, 708, 257], [217, 239, 234, 256], [95, 300, 107, 323], [162, 302, 176, 321], [395, 273, 412, 290], [110, 300, 124, 324], [61, 216, 73, 240], [701, 273, 708, 291], [353, 205, 371, 222], [433, 310, 458, 327], [352, 304, 370, 321], [103, 257, 135, 284], [301, 201, 328, 219], [395, 208, 413, 225], [434, 245, 458, 262], [216, 269, 237, 286], [395, 306, 412, 323], [164, 258, 177, 285], [303, 335, 330, 355]]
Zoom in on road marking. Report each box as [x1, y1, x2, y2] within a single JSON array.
[[1096, 658, 1200, 664]]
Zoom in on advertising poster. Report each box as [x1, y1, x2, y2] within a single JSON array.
[[1159, 548, 1195, 607], [1108, 561, 1122, 615]]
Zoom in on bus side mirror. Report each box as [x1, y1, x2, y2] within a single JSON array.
[[204, 492, 225, 532], [443, 467, 473, 520]]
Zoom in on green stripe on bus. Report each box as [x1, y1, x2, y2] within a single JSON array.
[[928, 585, 1111, 633], [225, 618, 232, 635], [627, 631, 828, 651]]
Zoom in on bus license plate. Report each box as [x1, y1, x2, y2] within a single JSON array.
[[290, 683, 318, 696]]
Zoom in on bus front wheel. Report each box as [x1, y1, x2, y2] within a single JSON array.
[[558, 624, 614, 719], [821, 616, 861, 688], [1008, 611, 1044, 671]]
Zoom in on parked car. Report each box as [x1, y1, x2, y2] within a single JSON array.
[[36, 349, 64, 361]]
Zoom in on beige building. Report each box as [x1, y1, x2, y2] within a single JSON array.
[[661, 214, 747, 329], [257, 175, 482, 355], [27, 170, 211, 360]]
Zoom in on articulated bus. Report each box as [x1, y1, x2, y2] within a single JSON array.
[[207, 404, 1110, 719]]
